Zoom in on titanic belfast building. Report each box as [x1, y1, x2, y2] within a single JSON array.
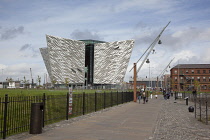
[[40, 35, 134, 86]]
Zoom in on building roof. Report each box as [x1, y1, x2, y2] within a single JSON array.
[[172, 64, 210, 69], [79, 40, 106, 45]]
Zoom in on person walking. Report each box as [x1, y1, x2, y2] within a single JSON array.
[[137, 93, 141, 104], [143, 91, 146, 104], [155, 94, 158, 99]]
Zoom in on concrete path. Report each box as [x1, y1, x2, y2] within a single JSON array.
[[21, 97, 162, 140]]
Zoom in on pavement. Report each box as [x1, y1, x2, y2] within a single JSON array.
[[7, 95, 210, 140]]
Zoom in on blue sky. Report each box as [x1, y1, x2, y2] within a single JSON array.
[[0, 0, 210, 83]]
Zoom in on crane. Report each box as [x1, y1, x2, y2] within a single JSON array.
[[136, 21, 171, 74], [131, 21, 171, 102], [30, 68, 34, 88], [159, 57, 175, 78], [158, 57, 175, 89]]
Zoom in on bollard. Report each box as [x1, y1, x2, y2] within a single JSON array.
[[188, 106, 194, 112], [184, 97, 188, 106]]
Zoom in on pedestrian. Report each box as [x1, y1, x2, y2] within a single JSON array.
[[143, 91, 146, 104], [150, 93, 153, 99], [137, 93, 141, 104], [155, 94, 158, 99]]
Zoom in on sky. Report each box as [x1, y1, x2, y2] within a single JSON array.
[[0, 0, 210, 84]]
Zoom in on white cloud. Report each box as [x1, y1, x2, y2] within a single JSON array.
[[0, 0, 210, 84]]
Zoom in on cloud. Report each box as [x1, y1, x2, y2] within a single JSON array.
[[70, 29, 104, 40], [19, 44, 31, 51], [0, 26, 24, 40], [19, 44, 40, 58]]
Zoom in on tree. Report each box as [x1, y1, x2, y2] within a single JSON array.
[[194, 80, 200, 92], [21, 76, 29, 89], [51, 79, 57, 88], [64, 78, 70, 88], [37, 75, 41, 86], [7, 78, 14, 88]]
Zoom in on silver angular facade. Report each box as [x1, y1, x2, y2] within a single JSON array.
[[40, 35, 134, 85], [40, 35, 85, 84], [94, 40, 134, 84]]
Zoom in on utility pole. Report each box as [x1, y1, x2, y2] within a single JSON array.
[[133, 63, 137, 102]]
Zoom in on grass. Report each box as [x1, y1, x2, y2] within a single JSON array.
[[0, 89, 122, 97]]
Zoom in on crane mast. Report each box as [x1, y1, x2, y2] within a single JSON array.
[[159, 57, 175, 78], [30, 68, 34, 88], [136, 21, 171, 74], [132, 21, 171, 102]]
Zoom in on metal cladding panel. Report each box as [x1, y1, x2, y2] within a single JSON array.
[[40, 47, 53, 81], [94, 40, 134, 84], [46, 35, 85, 84]]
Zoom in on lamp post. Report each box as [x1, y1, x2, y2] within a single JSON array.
[[146, 59, 150, 90], [133, 63, 137, 102]]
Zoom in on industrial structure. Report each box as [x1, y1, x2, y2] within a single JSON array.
[[40, 35, 134, 88]]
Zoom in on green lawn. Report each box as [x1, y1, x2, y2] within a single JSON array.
[[0, 89, 122, 97]]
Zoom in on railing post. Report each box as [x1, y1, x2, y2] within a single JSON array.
[[83, 92, 85, 115], [95, 92, 97, 112], [199, 94, 201, 121], [195, 94, 197, 118], [42, 93, 46, 127], [3, 94, 8, 139], [122, 91, 124, 104], [117, 91, 118, 105], [66, 92, 69, 120], [111, 91, 113, 107], [206, 94, 208, 125], [104, 92, 106, 109], [206, 100, 208, 125]]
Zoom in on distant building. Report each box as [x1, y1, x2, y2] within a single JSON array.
[[40, 35, 134, 87], [129, 77, 163, 90], [170, 64, 210, 92]]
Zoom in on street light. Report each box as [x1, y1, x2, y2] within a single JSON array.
[[146, 59, 151, 90]]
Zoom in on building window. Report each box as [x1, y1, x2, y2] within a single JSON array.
[[203, 85, 207, 90], [175, 77, 177, 81], [192, 70, 194, 73], [203, 70, 206, 74], [174, 70, 177, 74], [190, 77, 194, 82], [197, 70, 200, 74], [209, 70, 210, 73], [203, 77, 206, 82], [175, 85, 177, 89], [197, 77, 200, 82], [186, 70, 188, 73]]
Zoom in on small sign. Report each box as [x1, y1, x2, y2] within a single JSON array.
[[69, 86, 73, 115], [178, 93, 182, 98]]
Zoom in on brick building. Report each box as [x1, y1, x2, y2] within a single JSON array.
[[170, 64, 210, 92]]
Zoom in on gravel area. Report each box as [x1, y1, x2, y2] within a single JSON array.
[[152, 99, 210, 140]]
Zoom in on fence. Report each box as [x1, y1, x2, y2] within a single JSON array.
[[177, 92, 210, 125], [0, 91, 133, 139]]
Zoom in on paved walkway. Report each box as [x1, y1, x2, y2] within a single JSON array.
[[7, 96, 210, 140]]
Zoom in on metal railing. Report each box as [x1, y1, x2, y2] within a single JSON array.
[[0, 91, 133, 139], [185, 92, 210, 125]]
